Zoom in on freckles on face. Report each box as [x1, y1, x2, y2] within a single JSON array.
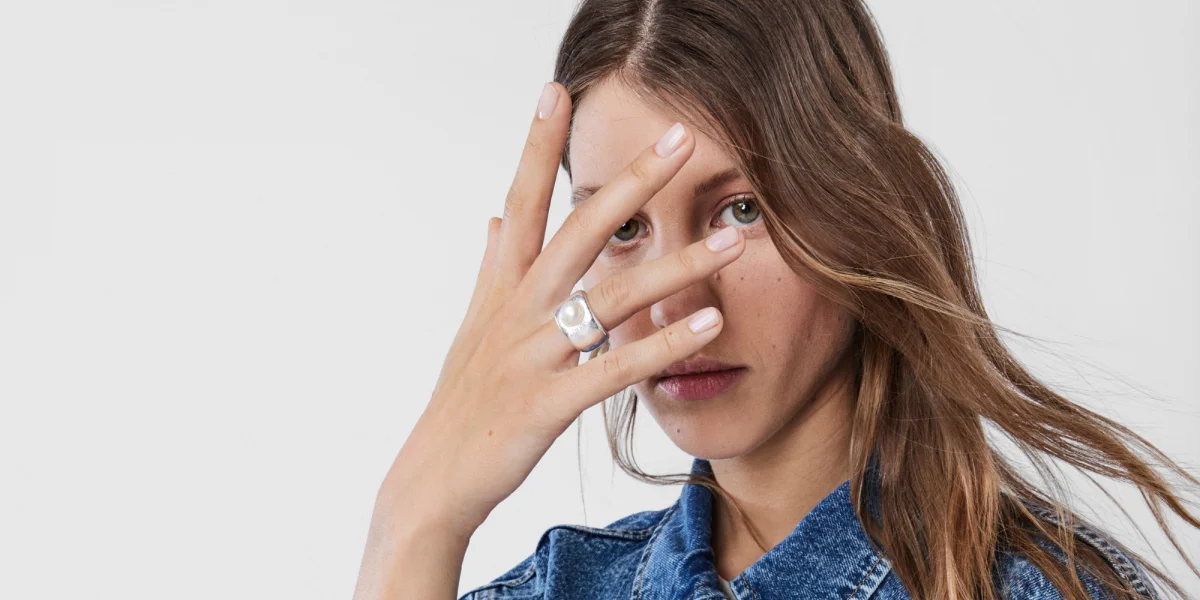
[[569, 78, 854, 459], [633, 241, 854, 459]]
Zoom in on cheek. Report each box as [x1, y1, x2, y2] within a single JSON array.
[[720, 249, 849, 359], [718, 246, 808, 318], [724, 282, 799, 348]]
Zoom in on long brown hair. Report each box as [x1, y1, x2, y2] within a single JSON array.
[[552, 1, 1200, 598]]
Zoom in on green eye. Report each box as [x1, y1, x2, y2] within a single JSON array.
[[718, 195, 761, 226], [604, 194, 761, 253], [611, 219, 641, 242]]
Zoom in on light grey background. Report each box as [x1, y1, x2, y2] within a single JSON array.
[[0, 1, 1196, 598]]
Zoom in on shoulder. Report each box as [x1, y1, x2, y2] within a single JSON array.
[[873, 504, 1161, 600], [457, 506, 673, 600], [991, 503, 1160, 600]]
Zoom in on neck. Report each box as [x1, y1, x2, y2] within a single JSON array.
[[708, 353, 857, 580]]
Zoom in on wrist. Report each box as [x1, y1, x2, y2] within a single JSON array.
[[354, 494, 473, 600], [374, 474, 487, 541]]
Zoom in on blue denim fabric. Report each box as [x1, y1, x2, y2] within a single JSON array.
[[459, 458, 1158, 599]]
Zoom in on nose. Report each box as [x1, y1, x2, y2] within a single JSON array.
[[648, 228, 722, 331]]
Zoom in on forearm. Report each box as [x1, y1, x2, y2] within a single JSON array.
[[351, 500, 473, 600]]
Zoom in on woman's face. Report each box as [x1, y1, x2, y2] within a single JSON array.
[[572, 78, 857, 460]]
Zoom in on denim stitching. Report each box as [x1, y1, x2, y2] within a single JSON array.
[[460, 548, 537, 597], [843, 553, 884, 600], [1080, 529, 1153, 597], [691, 584, 728, 600], [464, 509, 668, 598], [1023, 503, 1155, 598], [541, 522, 657, 541], [478, 562, 536, 591], [739, 573, 761, 600], [633, 501, 683, 600], [1027, 505, 1146, 594]]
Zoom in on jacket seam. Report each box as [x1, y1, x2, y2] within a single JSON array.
[[469, 562, 537, 594], [633, 501, 683, 600], [1022, 503, 1155, 598], [844, 553, 884, 600], [460, 516, 667, 595], [739, 572, 762, 600], [541, 521, 658, 541]]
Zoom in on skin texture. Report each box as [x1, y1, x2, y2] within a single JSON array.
[[353, 78, 862, 599], [571, 77, 861, 578], [352, 81, 745, 600]]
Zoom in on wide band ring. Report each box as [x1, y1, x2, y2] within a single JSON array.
[[553, 289, 609, 353]]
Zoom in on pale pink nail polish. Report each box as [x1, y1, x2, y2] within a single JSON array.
[[688, 307, 719, 333], [537, 83, 558, 119], [705, 227, 739, 252], [655, 122, 686, 157]]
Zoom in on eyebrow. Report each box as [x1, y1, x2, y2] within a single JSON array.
[[570, 166, 744, 208]]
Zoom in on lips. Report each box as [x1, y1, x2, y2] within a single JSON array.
[[654, 356, 743, 380], [655, 367, 747, 401]]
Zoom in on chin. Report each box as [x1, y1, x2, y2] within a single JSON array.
[[641, 393, 767, 460], [669, 428, 763, 460]]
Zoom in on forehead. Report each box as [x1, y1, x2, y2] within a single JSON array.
[[568, 78, 734, 190]]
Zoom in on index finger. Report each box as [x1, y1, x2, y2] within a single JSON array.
[[520, 121, 696, 310], [493, 81, 571, 288]]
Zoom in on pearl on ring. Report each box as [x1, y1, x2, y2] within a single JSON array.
[[554, 290, 609, 353], [559, 301, 584, 327]]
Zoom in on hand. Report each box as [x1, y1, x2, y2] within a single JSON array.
[[378, 82, 746, 536]]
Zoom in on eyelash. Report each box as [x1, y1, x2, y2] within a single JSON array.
[[603, 193, 761, 253]]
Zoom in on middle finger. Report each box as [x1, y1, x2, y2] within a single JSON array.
[[525, 223, 745, 363]]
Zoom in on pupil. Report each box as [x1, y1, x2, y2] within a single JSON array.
[[734, 200, 759, 223]]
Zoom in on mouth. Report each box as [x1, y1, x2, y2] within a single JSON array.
[[654, 367, 748, 401]]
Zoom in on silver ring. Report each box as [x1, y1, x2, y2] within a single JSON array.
[[554, 289, 609, 353]]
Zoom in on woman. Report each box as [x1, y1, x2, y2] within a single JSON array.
[[352, 1, 1199, 598]]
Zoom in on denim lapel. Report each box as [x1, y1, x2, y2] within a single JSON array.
[[632, 457, 893, 600]]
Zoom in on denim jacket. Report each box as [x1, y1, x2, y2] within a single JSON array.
[[458, 458, 1159, 599]]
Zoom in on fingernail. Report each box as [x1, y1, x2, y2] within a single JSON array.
[[537, 83, 558, 120], [688, 307, 720, 333], [704, 227, 739, 252], [655, 122, 686, 157]]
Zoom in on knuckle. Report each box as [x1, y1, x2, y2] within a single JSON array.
[[601, 351, 628, 381], [503, 186, 523, 220], [660, 326, 683, 356], [627, 154, 655, 187], [594, 274, 631, 312], [567, 204, 597, 234], [524, 131, 545, 154], [675, 246, 698, 272]]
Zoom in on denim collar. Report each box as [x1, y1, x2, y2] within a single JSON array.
[[631, 457, 893, 600]]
